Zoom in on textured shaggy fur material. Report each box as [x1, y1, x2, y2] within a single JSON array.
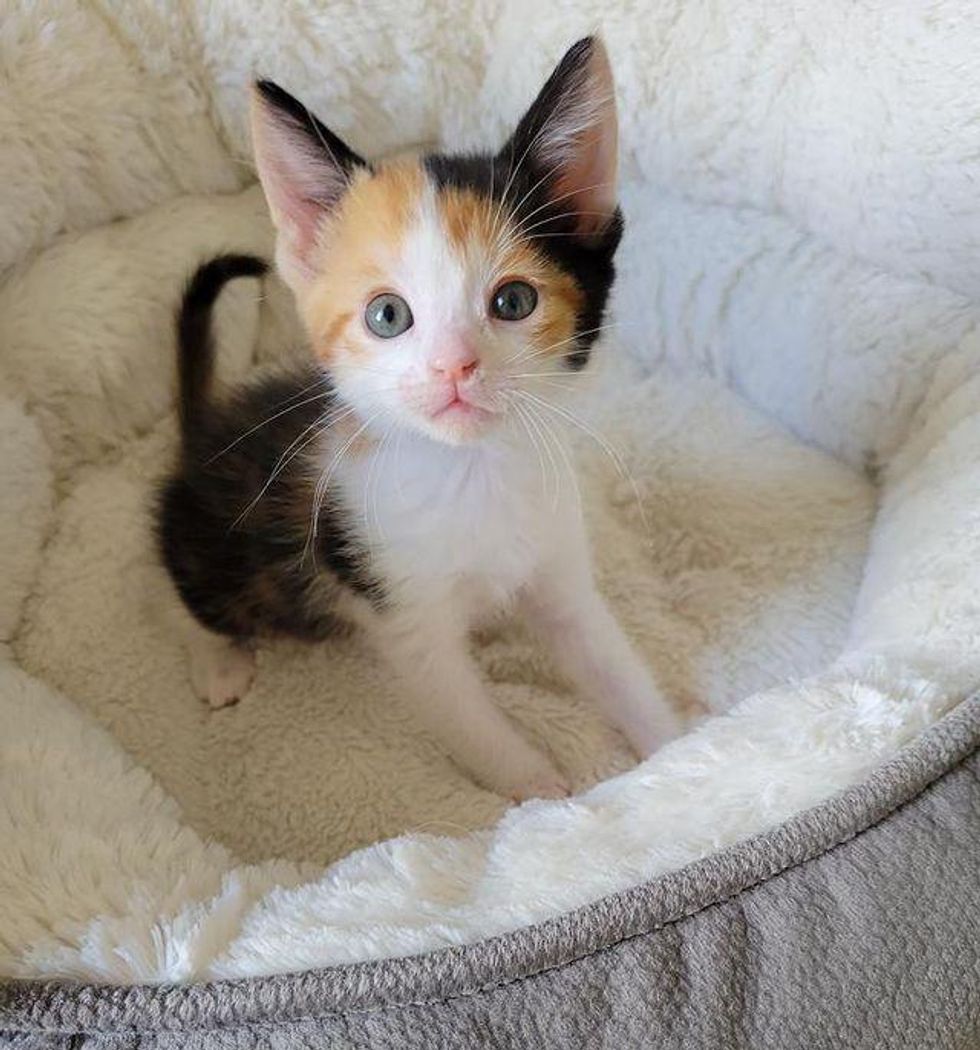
[[1, 1, 979, 984]]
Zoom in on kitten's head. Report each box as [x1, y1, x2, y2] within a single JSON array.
[[251, 37, 622, 446]]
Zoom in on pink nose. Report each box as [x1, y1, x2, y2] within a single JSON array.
[[429, 347, 479, 383]]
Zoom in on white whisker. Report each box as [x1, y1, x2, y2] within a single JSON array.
[[518, 209, 613, 236], [524, 397, 582, 518], [205, 385, 335, 464], [501, 322, 621, 368], [516, 397, 561, 511], [365, 422, 397, 541], [490, 117, 555, 249], [230, 407, 348, 530], [508, 397, 548, 502], [515, 388, 650, 536], [304, 410, 382, 564], [513, 178, 615, 231]]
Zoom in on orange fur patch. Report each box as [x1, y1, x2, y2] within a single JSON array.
[[302, 160, 426, 359], [438, 188, 585, 358], [300, 165, 584, 366], [438, 188, 499, 258]]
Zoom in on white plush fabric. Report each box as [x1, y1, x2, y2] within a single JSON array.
[[1, 1, 978, 984]]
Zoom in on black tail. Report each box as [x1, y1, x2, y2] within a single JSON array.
[[176, 254, 268, 435]]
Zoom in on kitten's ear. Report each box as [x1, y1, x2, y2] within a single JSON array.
[[250, 80, 367, 293], [500, 37, 619, 239]]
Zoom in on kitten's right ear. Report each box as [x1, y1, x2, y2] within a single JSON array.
[[250, 80, 367, 294], [499, 37, 619, 240]]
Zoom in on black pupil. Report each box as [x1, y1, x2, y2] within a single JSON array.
[[498, 288, 524, 316], [382, 301, 396, 325]]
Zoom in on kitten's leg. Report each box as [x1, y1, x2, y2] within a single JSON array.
[[156, 585, 257, 709], [375, 609, 569, 801], [521, 560, 680, 758], [186, 622, 256, 709]]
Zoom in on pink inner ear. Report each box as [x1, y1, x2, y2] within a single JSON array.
[[251, 95, 348, 290], [547, 42, 619, 237], [555, 115, 618, 237], [260, 154, 331, 284]]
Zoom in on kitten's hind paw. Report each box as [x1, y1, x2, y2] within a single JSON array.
[[190, 642, 256, 709]]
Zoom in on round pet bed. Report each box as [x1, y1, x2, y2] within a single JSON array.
[[2, 2, 979, 1047]]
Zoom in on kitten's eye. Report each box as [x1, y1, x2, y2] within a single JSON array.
[[365, 293, 413, 338], [490, 280, 537, 321]]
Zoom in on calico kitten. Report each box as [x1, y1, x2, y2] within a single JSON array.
[[158, 37, 680, 800]]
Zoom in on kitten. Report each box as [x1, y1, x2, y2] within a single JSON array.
[[158, 37, 680, 800]]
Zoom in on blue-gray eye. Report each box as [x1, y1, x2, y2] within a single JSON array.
[[365, 293, 413, 338], [490, 280, 537, 321]]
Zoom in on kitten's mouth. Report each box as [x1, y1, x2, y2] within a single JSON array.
[[426, 390, 497, 422], [430, 394, 492, 422]]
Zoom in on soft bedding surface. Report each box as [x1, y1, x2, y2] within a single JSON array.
[[11, 231, 874, 865], [2, 0, 980, 987]]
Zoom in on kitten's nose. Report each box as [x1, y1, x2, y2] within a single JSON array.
[[429, 346, 479, 383]]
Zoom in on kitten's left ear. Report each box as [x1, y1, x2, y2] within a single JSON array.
[[250, 80, 368, 293], [500, 37, 619, 239]]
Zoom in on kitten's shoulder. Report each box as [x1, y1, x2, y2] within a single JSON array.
[[187, 364, 336, 461]]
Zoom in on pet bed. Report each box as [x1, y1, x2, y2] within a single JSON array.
[[2, 2, 979, 1046]]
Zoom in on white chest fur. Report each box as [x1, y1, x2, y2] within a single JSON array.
[[319, 425, 676, 802], [337, 431, 571, 620]]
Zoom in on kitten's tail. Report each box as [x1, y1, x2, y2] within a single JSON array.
[[176, 254, 268, 434]]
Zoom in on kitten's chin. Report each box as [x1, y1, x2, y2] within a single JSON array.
[[417, 401, 499, 446]]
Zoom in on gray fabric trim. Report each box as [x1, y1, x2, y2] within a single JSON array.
[[3, 693, 980, 1041]]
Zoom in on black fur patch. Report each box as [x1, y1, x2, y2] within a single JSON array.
[[176, 255, 268, 431], [254, 80, 369, 181], [157, 258, 383, 643], [158, 366, 383, 641], [423, 154, 622, 372], [423, 38, 622, 372]]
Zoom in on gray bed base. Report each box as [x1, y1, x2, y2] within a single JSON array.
[[3, 695, 980, 1049]]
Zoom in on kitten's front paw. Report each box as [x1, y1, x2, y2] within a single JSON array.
[[493, 757, 570, 802], [507, 772, 571, 803], [191, 646, 256, 709]]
